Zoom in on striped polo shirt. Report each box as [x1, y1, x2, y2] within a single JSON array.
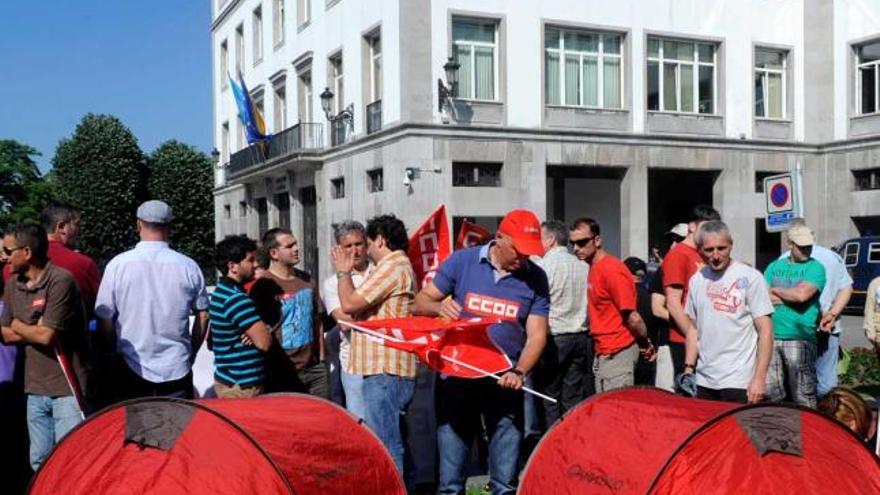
[[209, 277, 264, 386]]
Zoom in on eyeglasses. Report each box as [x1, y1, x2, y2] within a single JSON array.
[[568, 236, 597, 248], [2, 246, 24, 256]]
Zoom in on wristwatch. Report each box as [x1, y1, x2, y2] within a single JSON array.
[[335, 271, 351, 279], [507, 368, 524, 378]]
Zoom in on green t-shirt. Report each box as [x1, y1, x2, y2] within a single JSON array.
[[764, 258, 826, 342]]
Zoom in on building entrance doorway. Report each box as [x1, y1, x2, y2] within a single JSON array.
[[546, 166, 624, 257], [648, 169, 718, 258]]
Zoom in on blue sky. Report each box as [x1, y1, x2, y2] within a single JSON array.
[[0, 2, 212, 171]]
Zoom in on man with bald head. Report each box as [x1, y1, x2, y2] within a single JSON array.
[[682, 220, 775, 404]]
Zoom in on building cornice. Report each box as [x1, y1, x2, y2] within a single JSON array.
[[212, 0, 244, 32]]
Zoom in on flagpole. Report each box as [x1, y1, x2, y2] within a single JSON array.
[[338, 320, 557, 404], [53, 341, 86, 419]]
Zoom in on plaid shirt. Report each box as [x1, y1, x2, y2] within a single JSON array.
[[347, 250, 418, 377], [535, 246, 588, 334]]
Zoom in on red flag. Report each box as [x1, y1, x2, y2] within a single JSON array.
[[348, 317, 512, 378], [408, 204, 451, 289], [455, 219, 492, 249]]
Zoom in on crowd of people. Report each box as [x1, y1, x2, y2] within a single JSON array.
[[1, 198, 879, 494]]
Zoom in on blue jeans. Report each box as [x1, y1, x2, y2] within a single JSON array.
[[341, 369, 366, 420], [26, 395, 83, 470], [816, 332, 839, 397], [437, 377, 523, 495], [361, 373, 415, 474]]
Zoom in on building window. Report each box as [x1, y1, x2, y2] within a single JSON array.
[[223, 204, 231, 218], [297, 0, 310, 27], [367, 168, 383, 193], [545, 28, 622, 109], [329, 54, 344, 113], [298, 69, 313, 122], [253, 92, 265, 132], [453, 18, 498, 101], [755, 171, 777, 193], [257, 197, 269, 235], [331, 177, 345, 199], [647, 37, 716, 114], [239, 200, 248, 217], [857, 40, 880, 115], [235, 24, 245, 73], [843, 242, 859, 266], [273, 0, 285, 48], [253, 6, 263, 64], [870, 243, 880, 263], [275, 193, 291, 229], [755, 48, 786, 119], [221, 121, 230, 163], [368, 34, 382, 103], [452, 162, 502, 187], [236, 121, 246, 150], [853, 168, 880, 191], [273, 78, 286, 131], [220, 40, 228, 89]]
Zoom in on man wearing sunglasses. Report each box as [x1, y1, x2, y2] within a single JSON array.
[[1, 224, 89, 470], [569, 218, 655, 393]]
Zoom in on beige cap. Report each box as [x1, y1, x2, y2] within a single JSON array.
[[787, 225, 814, 247], [665, 223, 688, 239]]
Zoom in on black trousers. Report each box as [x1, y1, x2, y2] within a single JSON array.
[[696, 386, 748, 404], [537, 332, 591, 427]]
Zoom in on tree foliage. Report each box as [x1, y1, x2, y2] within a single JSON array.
[[52, 114, 147, 264], [147, 140, 215, 281], [0, 140, 55, 230]]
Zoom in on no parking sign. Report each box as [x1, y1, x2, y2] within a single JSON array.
[[763, 171, 801, 232]]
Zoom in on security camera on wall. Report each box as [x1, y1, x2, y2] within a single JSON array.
[[403, 168, 414, 187]]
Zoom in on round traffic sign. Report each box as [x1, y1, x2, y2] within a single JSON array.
[[770, 183, 789, 208]]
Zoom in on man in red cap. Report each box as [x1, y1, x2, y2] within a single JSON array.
[[415, 208, 550, 495], [569, 217, 655, 393]]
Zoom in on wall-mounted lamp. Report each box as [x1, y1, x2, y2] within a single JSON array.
[[319, 87, 354, 126], [438, 57, 460, 112], [404, 167, 442, 187]]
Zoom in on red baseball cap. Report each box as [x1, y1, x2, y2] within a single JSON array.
[[498, 209, 545, 256]]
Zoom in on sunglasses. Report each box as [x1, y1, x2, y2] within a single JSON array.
[[569, 236, 597, 248], [2, 246, 24, 256]]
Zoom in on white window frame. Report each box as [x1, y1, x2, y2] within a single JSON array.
[[369, 34, 382, 103], [330, 55, 344, 113], [754, 48, 787, 119], [856, 41, 880, 116], [235, 24, 245, 74], [647, 37, 717, 115], [252, 6, 263, 65], [297, 0, 311, 28], [221, 121, 230, 163], [273, 0, 285, 48], [869, 242, 880, 263], [220, 40, 229, 89], [452, 19, 499, 102], [273, 78, 287, 132], [844, 242, 860, 267], [545, 28, 623, 109], [298, 69, 313, 122]]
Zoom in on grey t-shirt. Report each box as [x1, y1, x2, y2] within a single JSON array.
[[685, 261, 774, 390]]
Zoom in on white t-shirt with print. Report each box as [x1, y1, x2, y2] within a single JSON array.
[[685, 260, 774, 390]]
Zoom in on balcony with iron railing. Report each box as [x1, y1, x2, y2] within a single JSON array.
[[366, 100, 382, 135], [226, 122, 323, 176]]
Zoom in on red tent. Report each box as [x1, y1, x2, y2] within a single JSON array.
[[520, 388, 880, 495], [30, 394, 405, 495]]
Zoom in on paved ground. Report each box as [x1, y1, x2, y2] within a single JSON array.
[[839, 314, 872, 350]]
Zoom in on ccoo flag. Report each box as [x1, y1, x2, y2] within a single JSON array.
[[408, 204, 451, 289], [346, 317, 512, 378]]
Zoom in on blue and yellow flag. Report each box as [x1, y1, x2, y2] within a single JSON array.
[[229, 70, 270, 144]]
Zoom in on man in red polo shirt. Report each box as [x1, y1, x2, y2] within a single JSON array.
[[661, 205, 720, 378], [569, 218, 654, 392], [2, 203, 100, 317]]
